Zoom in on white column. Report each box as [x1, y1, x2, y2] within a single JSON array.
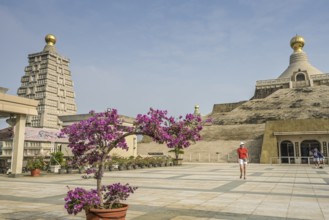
[[11, 114, 26, 176]]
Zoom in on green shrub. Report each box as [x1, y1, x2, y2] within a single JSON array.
[[50, 151, 64, 165], [26, 156, 45, 170]]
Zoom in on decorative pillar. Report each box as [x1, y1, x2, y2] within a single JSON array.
[[323, 142, 327, 156], [294, 142, 300, 164], [277, 141, 280, 157], [11, 114, 26, 177], [295, 142, 299, 157]]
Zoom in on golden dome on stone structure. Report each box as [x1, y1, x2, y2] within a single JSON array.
[[45, 34, 56, 46], [290, 35, 305, 52]]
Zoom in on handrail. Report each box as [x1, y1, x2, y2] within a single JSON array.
[[270, 156, 328, 165]]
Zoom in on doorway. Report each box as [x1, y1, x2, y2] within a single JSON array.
[[300, 140, 321, 164], [280, 141, 294, 163]]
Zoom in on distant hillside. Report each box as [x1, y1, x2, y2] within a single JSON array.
[[209, 86, 329, 125]]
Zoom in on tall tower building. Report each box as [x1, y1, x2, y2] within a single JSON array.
[[17, 34, 77, 129]]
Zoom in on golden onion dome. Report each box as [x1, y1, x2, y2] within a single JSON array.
[[290, 35, 305, 52], [45, 34, 56, 46]]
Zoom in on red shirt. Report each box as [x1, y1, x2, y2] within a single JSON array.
[[237, 147, 248, 159]]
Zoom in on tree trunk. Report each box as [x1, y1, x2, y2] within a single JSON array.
[[97, 161, 105, 207]]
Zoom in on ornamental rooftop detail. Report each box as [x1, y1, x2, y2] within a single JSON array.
[[17, 34, 77, 129], [278, 35, 323, 79], [253, 35, 328, 99]]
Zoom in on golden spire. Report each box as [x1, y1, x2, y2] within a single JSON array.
[[290, 35, 305, 52], [45, 34, 56, 46]]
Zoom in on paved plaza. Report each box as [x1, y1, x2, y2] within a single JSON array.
[[0, 163, 328, 220]]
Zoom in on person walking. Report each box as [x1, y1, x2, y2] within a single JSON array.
[[237, 142, 248, 180], [313, 148, 320, 168]]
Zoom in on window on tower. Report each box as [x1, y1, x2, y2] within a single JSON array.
[[296, 73, 305, 81]]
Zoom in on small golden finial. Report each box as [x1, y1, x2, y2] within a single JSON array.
[[45, 34, 56, 46], [290, 35, 305, 52]]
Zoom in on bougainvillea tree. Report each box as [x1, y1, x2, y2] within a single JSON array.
[[61, 108, 207, 213]]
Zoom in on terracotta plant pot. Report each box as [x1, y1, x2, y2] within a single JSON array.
[[86, 204, 128, 220], [31, 169, 41, 177]]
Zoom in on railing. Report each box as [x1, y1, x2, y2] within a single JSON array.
[[311, 73, 329, 80], [270, 156, 328, 165], [256, 78, 290, 86], [182, 152, 258, 163], [183, 152, 231, 163]]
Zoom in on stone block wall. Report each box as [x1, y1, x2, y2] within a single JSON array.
[[212, 101, 246, 113], [138, 124, 265, 163]]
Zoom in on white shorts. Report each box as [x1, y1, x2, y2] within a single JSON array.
[[239, 159, 248, 165]]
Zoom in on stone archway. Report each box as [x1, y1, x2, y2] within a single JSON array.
[[300, 140, 321, 164], [280, 140, 294, 163], [296, 73, 306, 81]]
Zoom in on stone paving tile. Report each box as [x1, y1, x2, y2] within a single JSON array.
[[252, 205, 288, 218], [171, 216, 209, 220], [126, 210, 146, 219], [0, 163, 328, 220]]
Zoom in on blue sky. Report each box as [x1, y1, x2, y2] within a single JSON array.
[[1, 0, 329, 123]]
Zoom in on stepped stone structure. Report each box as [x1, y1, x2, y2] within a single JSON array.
[[209, 35, 329, 164], [0, 35, 77, 170], [17, 34, 77, 129], [0, 35, 136, 174], [139, 35, 329, 164]]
